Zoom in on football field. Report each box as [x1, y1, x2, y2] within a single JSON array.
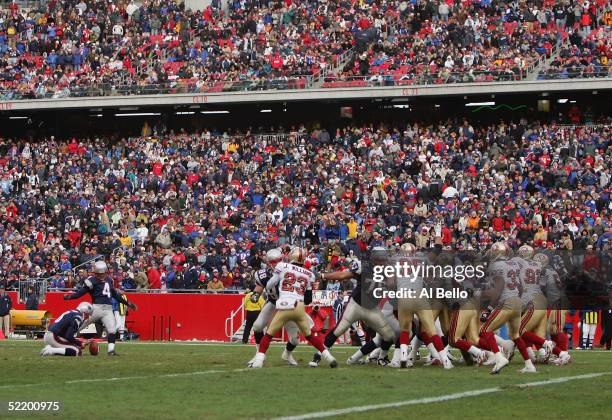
[[1, 341, 611, 419]]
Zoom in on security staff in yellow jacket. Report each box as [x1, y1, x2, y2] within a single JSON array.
[[112, 288, 130, 341], [243, 290, 265, 344]]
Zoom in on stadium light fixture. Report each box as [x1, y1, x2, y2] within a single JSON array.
[[175, 112, 195, 115], [90, 114, 103, 118], [393, 104, 410, 109], [260, 109, 272, 113], [115, 112, 161, 117], [434, 104, 441, 108], [9, 116, 28, 119], [201, 110, 230, 114], [465, 102, 495, 107], [557, 99, 569, 104], [570, 100, 577, 103]]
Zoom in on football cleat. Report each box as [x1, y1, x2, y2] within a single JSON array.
[[399, 344, 409, 368], [249, 352, 265, 368], [442, 357, 454, 370], [425, 358, 442, 366], [475, 351, 487, 366], [400, 360, 414, 368], [282, 349, 298, 366], [376, 357, 391, 366], [107, 351, 119, 356], [308, 353, 321, 368], [520, 360, 537, 373], [500, 340, 516, 361], [40, 345, 52, 357], [552, 351, 571, 366], [387, 359, 403, 368], [321, 350, 337, 368], [490, 352, 509, 375], [368, 348, 381, 362], [526, 347, 537, 364], [346, 356, 366, 365], [482, 351, 496, 366], [537, 347, 550, 364]]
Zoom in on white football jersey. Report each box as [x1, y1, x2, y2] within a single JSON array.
[[542, 267, 563, 305], [488, 259, 521, 302], [269, 262, 315, 310], [392, 254, 427, 293], [511, 257, 543, 304]]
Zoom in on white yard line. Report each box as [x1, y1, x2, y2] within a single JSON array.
[[274, 372, 611, 420]]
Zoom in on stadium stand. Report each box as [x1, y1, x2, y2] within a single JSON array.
[[0, 0, 609, 99], [0, 117, 609, 292]]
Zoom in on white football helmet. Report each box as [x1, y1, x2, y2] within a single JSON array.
[[93, 261, 108, 274], [533, 253, 550, 269], [517, 245, 535, 260], [265, 248, 283, 268], [487, 242, 512, 261], [288, 247, 306, 265], [77, 302, 94, 315], [400, 243, 417, 253]]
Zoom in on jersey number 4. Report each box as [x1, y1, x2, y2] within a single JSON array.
[[281, 273, 307, 295], [102, 282, 112, 298]]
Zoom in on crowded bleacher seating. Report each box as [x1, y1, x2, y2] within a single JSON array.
[[325, 0, 610, 88], [0, 112, 609, 292], [0, 0, 609, 99]]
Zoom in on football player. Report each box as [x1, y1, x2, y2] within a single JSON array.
[[64, 260, 137, 356], [248, 248, 313, 366], [519, 250, 570, 364], [41, 302, 94, 357], [479, 242, 535, 373], [249, 248, 336, 368], [395, 244, 453, 369], [442, 253, 488, 365], [308, 249, 395, 367], [333, 290, 367, 346], [347, 299, 401, 366], [537, 252, 570, 358]]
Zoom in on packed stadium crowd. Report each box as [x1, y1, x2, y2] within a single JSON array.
[[538, 22, 611, 79], [0, 0, 393, 99], [0, 109, 610, 292], [0, 0, 609, 99]]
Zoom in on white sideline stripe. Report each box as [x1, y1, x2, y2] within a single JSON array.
[[0, 368, 250, 389], [275, 372, 611, 420]]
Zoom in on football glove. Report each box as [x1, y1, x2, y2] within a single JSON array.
[[128, 302, 138, 311], [250, 292, 260, 303]]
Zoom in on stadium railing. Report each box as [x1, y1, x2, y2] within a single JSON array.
[[537, 70, 612, 80], [225, 300, 245, 341], [0, 76, 314, 100], [2, 71, 609, 101], [21, 246, 125, 290]]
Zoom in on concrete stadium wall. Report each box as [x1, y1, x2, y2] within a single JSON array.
[[1, 79, 610, 112]]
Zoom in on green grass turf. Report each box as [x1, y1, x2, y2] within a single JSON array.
[[0, 340, 610, 419]]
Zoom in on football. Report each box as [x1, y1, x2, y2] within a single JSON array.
[[89, 341, 99, 356]]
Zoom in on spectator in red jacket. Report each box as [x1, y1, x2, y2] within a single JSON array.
[[147, 266, 161, 289]]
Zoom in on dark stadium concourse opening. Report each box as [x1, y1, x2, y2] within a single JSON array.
[[1, 90, 609, 140]]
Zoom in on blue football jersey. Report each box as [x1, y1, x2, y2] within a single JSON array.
[[82, 276, 116, 305], [49, 310, 83, 342]]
